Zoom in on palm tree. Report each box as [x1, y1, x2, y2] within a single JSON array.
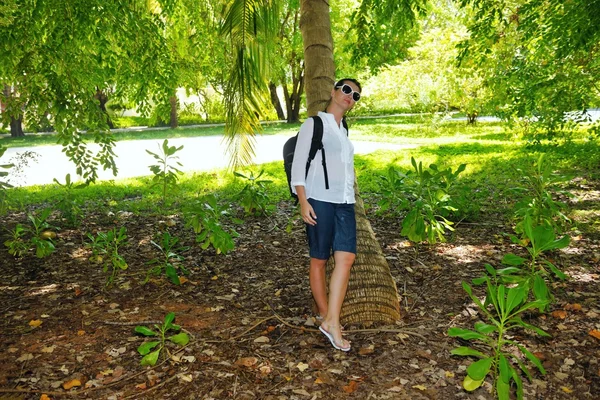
[[221, 0, 435, 324]]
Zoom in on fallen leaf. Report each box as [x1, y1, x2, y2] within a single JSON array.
[[211, 275, 219, 280], [412, 385, 427, 391], [259, 364, 272, 375], [235, 357, 258, 367], [178, 373, 193, 382], [77, 330, 85, 336], [135, 382, 147, 390], [314, 377, 324, 384], [29, 319, 42, 328], [296, 362, 309, 372], [17, 353, 34, 362], [589, 329, 600, 340], [274, 289, 282, 296], [358, 344, 375, 355], [342, 380, 359, 393], [62, 379, 81, 390], [445, 371, 455, 378], [74, 288, 83, 297], [266, 325, 276, 333], [561, 386, 573, 393], [40, 395, 51, 400], [179, 277, 188, 284], [388, 386, 404, 392], [41, 345, 56, 353], [253, 336, 269, 343], [551, 310, 567, 319]]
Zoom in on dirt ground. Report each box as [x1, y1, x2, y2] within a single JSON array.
[[0, 195, 599, 400]]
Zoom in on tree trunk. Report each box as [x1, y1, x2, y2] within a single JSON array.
[[10, 115, 24, 137], [94, 89, 114, 129], [301, 0, 401, 324], [299, 0, 335, 116], [169, 95, 178, 129], [268, 82, 286, 120], [3, 85, 24, 137]]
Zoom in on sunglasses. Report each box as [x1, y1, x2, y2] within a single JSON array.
[[335, 83, 361, 102]]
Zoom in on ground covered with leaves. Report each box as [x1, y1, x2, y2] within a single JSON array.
[[0, 191, 599, 400]]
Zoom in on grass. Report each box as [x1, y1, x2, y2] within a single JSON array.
[[1, 115, 599, 237]]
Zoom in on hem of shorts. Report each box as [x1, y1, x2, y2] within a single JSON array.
[[309, 252, 331, 260], [332, 247, 356, 255]]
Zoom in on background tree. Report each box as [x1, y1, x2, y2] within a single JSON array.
[[458, 0, 600, 138], [0, 0, 177, 182]]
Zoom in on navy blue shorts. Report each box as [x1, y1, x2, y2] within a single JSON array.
[[305, 198, 356, 260]]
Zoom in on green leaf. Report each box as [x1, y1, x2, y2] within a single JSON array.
[[496, 376, 510, 400], [450, 346, 487, 358], [462, 375, 485, 391], [467, 357, 493, 380], [164, 312, 176, 329], [140, 349, 161, 366], [498, 354, 511, 384], [533, 275, 550, 303], [166, 264, 180, 285], [505, 284, 527, 315], [517, 344, 546, 375], [474, 322, 497, 334], [544, 260, 566, 280], [169, 332, 189, 346], [502, 253, 527, 266], [135, 326, 157, 336], [448, 327, 486, 341], [137, 341, 160, 355], [508, 317, 551, 337]]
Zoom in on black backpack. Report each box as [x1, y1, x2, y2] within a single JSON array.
[[283, 116, 348, 200]]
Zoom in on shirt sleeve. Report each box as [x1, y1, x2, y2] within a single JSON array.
[[290, 117, 314, 188]]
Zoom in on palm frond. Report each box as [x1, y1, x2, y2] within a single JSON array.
[[220, 0, 280, 169]]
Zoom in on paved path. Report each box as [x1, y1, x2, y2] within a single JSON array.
[[4, 135, 416, 187]]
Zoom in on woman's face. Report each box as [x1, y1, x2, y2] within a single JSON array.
[[331, 81, 361, 111]]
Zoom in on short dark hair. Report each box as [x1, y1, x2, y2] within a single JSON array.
[[334, 78, 362, 93]]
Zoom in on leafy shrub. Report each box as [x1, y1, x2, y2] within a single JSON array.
[[135, 312, 189, 366], [395, 157, 466, 244], [185, 194, 240, 255], [234, 169, 274, 216], [53, 174, 87, 227], [4, 208, 56, 258], [145, 231, 190, 285], [147, 139, 184, 206], [87, 227, 128, 286], [513, 154, 571, 235], [449, 280, 549, 399]]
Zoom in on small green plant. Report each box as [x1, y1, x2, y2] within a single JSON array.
[[234, 169, 274, 216], [135, 312, 189, 366], [0, 146, 14, 215], [87, 227, 128, 286], [145, 231, 190, 285], [490, 214, 570, 308], [27, 208, 56, 258], [400, 157, 466, 244], [4, 224, 29, 257], [449, 280, 549, 399], [185, 194, 240, 255], [146, 139, 184, 206], [53, 173, 87, 227], [513, 154, 571, 235], [376, 165, 409, 216], [3, 209, 56, 258]]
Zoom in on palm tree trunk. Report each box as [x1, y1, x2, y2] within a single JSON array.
[[299, 0, 335, 116], [298, 1, 401, 324], [327, 179, 401, 324]]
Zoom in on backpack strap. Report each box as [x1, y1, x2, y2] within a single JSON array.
[[305, 116, 324, 178]]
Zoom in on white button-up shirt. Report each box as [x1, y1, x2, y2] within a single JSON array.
[[291, 111, 355, 204]]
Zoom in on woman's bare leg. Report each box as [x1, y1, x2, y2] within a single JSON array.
[[321, 251, 355, 348], [309, 257, 328, 318]]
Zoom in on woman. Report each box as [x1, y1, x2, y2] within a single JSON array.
[[290, 78, 361, 351]]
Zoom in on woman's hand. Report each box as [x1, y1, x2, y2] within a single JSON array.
[[300, 200, 317, 226]]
